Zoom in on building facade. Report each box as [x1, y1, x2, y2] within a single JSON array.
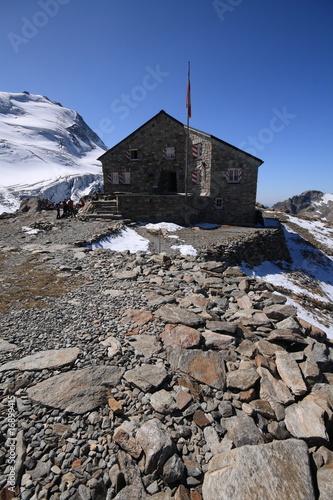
[[98, 111, 263, 225]]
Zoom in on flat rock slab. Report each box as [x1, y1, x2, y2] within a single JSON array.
[[167, 349, 226, 390], [0, 348, 81, 372], [126, 335, 162, 358], [160, 324, 202, 349], [27, 365, 125, 414], [124, 364, 168, 392], [202, 439, 315, 500], [285, 398, 329, 442], [0, 339, 19, 352], [155, 304, 203, 327]]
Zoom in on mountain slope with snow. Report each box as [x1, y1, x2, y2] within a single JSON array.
[[272, 190, 333, 221], [0, 91, 107, 212]]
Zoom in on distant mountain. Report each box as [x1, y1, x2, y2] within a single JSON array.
[[273, 190, 333, 221], [0, 91, 107, 213]]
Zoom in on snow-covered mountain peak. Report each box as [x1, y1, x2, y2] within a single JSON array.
[[0, 91, 107, 213]]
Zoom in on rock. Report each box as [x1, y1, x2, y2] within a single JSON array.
[[0, 347, 81, 372], [317, 464, 333, 500], [136, 418, 174, 474], [275, 350, 307, 396], [202, 439, 315, 500], [226, 368, 260, 391], [150, 389, 177, 414], [160, 324, 202, 349], [155, 304, 203, 327], [27, 365, 124, 414], [202, 331, 235, 350], [126, 334, 162, 358], [124, 364, 168, 392], [249, 399, 275, 419], [267, 329, 308, 346], [221, 413, 265, 447], [285, 398, 329, 442], [113, 428, 142, 458], [263, 304, 297, 321], [122, 308, 155, 326], [258, 366, 295, 406], [205, 321, 237, 335], [163, 454, 185, 484], [0, 339, 19, 352], [167, 349, 226, 390]]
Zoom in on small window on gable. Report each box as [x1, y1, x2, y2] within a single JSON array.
[[163, 147, 175, 160], [227, 168, 242, 183], [192, 143, 202, 159], [127, 149, 138, 160], [214, 198, 224, 210]]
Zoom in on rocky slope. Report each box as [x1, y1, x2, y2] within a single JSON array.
[[273, 190, 333, 221], [0, 209, 332, 500]]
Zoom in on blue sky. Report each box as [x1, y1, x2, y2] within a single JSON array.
[[1, 0, 332, 205]]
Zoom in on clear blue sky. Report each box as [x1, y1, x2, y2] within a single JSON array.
[[1, 0, 332, 205]]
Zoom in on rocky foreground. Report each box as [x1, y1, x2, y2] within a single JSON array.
[[0, 211, 332, 500]]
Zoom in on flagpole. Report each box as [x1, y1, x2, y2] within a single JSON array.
[[185, 61, 191, 203]]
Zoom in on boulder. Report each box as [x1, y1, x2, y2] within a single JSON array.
[[155, 304, 203, 327], [226, 368, 260, 391], [0, 348, 81, 372], [136, 418, 174, 474], [285, 398, 329, 442], [124, 364, 168, 392], [167, 349, 226, 390], [275, 350, 307, 396], [202, 439, 315, 500], [27, 366, 124, 414], [160, 324, 202, 349]]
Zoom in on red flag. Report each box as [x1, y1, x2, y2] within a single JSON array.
[[186, 64, 191, 119]]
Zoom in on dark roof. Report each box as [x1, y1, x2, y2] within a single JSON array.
[[98, 110, 263, 165]]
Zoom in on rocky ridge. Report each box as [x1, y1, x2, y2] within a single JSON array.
[[0, 211, 332, 499]]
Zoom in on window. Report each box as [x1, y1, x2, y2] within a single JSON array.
[[108, 172, 119, 184], [121, 172, 131, 185], [192, 143, 202, 159], [214, 197, 224, 210], [163, 147, 175, 160], [108, 172, 131, 184], [227, 168, 242, 183], [127, 149, 138, 160]]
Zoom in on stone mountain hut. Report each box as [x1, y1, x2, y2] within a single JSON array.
[[98, 110, 263, 225]]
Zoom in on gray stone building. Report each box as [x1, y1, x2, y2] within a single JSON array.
[[98, 111, 263, 225]]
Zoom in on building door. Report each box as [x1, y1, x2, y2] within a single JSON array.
[[167, 172, 177, 193]]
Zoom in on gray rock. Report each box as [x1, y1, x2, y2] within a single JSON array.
[[150, 389, 177, 414], [27, 365, 125, 414], [202, 439, 315, 500], [317, 465, 333, 500], [155, 304, 203, 327], [124, 364, 168, 392], [285, 398, 329, 442], [0, 338, 19, 352], [162, 454, 185, 484], [258, 366, 295, 406], [221, 412, 265, 447], [275, 350, 307, 396], [136, 418, 174, 474], [0, 347, 81, 372]]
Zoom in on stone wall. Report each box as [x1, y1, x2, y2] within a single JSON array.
[[202, 225, 291, 267]]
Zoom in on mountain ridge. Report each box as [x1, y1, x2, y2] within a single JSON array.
[[272, 190, 333, 221]]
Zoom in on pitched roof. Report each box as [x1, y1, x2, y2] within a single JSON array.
[[98, 110, 263, 165]]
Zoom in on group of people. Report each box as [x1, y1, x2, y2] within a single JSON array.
[[55, 198, 85, 219]]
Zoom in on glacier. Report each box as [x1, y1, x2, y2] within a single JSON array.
[[0, 91, 107, 213]]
